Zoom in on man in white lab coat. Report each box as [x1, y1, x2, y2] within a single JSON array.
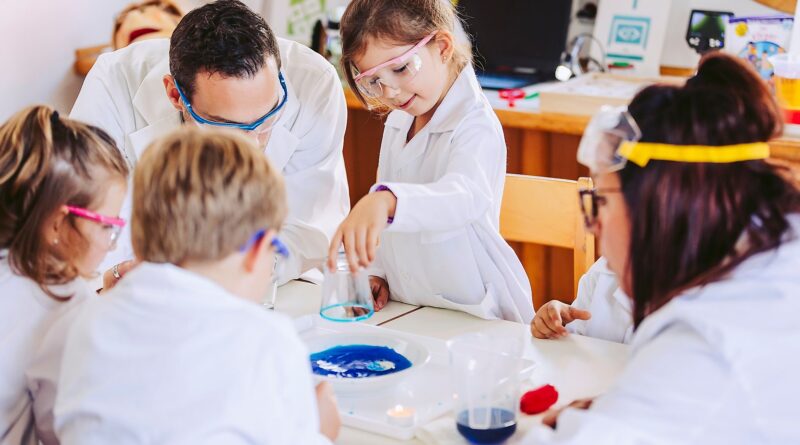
[[71, 0, 349, 285]]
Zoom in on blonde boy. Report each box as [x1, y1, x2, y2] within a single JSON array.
[[50, 128, 339, 444]]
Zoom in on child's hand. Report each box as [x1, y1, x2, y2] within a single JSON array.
[[100, 260, 139, 293], [327, 190, 397, 272], [542, 398, 594, 428], [315, 382, 341, 441], [531, 300, 591, 339], [370, 276, 390, 311]]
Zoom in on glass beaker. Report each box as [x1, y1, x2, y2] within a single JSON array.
[[261, 256, 281, 310], [319, 251, 374, 322], [448, 331, 524, 444]]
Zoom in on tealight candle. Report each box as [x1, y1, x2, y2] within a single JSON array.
[[386, 404, 416, 428]]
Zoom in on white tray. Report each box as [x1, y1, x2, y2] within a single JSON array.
[[294, 315, 536, 440]]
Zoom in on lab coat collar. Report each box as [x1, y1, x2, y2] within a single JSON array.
[[264, 73, 301, 171], [115, 262, 250, 311], [129, 59, 181, 161], [383, 65, 483, 134]]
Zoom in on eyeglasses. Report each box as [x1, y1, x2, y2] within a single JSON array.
[[578, 187, 622, 229], [174, 72, 288, 135], [65, 205, 126, 247], [352, 32, 436, 98], [239, 228, 289, 257]]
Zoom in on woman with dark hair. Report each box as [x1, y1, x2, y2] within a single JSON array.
[[525, 53, 800, 443]]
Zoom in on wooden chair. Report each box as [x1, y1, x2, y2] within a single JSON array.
[[500, 174, 596, 306]]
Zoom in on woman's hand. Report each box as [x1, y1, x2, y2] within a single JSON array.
[[531, 300, 591, 339], [100, 260, 139, 293], [370, 276, 390, 311], [327, 190, 396, 272]]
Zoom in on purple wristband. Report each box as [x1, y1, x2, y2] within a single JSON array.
[[374, 185, 394, 224]]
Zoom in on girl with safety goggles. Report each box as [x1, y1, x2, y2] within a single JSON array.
[[328, 0, 534, 323]]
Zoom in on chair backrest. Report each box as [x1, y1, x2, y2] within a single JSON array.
[[500, 174, 596, 298]]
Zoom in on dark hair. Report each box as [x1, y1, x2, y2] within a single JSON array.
[[169, 0, 280, 101], [340, 0, 470, 113], [620, 52, 800, 327], [0, 106, 129, 300]]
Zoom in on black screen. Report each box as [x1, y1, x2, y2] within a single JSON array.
[[459, 0, 573, 74]]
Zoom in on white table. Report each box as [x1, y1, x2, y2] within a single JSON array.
[[275, 282, 630, 445]]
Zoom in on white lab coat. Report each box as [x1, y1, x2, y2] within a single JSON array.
[[566, 257, 633, 344], [524, 214, 800, 444], [0, 252, 90, 445], [70, 38, 349, 284], [47, 262, 331, 445], [370, 66, 533, 323]]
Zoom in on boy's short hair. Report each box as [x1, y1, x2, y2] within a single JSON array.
[[132, 127, 287, 263]]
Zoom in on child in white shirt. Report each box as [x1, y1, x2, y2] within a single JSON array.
[[531, 257, 633, 344], [0, 106, 128, 444], [47, 128, 339, 445]]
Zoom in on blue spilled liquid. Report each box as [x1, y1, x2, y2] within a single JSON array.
[[456, 408, 517, 444], [310, 344, 412, 378]]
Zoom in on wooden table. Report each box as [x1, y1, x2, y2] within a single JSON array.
[[275, 281, 630, 445]]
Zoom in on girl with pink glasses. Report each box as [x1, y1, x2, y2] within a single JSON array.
[[0, 105, 128, 443], [328, 0, 533, 323]]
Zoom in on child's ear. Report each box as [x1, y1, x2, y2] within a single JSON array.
[[434, 30, 456, 64], [47, 207, 70, 246], [242, 229, 277, 273]]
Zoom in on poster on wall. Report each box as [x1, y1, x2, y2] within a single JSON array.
[[287, 0, 326, 45], [592, 0, 671, 76]]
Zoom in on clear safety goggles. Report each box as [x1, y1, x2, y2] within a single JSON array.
[[577, 106, 771, 174], [353, 32, 436, 98]]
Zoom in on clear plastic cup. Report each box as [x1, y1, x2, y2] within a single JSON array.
[[448, 331, 525, 444], [319, 251, 374, 322], [770, 54, 800, 124]]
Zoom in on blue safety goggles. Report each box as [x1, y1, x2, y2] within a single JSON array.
[[174, 72, 288, 133], [239, 228, 289, 257]]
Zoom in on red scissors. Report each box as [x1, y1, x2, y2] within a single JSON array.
[[499, 88, 525, 107]]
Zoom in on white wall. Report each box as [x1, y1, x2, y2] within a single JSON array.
[[0, 0, 133, 122]]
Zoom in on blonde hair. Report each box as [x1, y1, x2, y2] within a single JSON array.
[[341, 0, 471, 113], [132, 127, 287, 264], [0, 105, 129, 299]]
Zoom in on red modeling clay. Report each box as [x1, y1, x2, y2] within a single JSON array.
[[520, 384, 559, 415]]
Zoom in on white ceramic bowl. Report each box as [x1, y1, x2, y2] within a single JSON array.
[[306, 333, 431, 394]]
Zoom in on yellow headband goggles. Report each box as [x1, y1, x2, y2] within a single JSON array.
[[618, 141, 770, 167], [577, 106, 771, 173]]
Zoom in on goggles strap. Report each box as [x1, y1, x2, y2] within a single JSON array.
[[618, 142, 770, 167]]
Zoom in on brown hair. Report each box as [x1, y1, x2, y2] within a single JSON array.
[[0, 105, 129, 299], [132, 127, 287, 264], [620, 53, 800, 327], [340, 0, 471, 112]]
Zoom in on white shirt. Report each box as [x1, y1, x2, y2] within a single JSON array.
[[524, 215, 800, 444], [70, 38, 349, 284], [567, 257, 632, 344], [51, 262, 331, 445], [371, 66, 533, 323], [0, 252, 90, 445]]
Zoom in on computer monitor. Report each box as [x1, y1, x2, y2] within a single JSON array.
[[458, 0, 573, 89]]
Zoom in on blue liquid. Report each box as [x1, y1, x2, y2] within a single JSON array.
[[456, 408, 517, 444], [310, 344, 412, 378]]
